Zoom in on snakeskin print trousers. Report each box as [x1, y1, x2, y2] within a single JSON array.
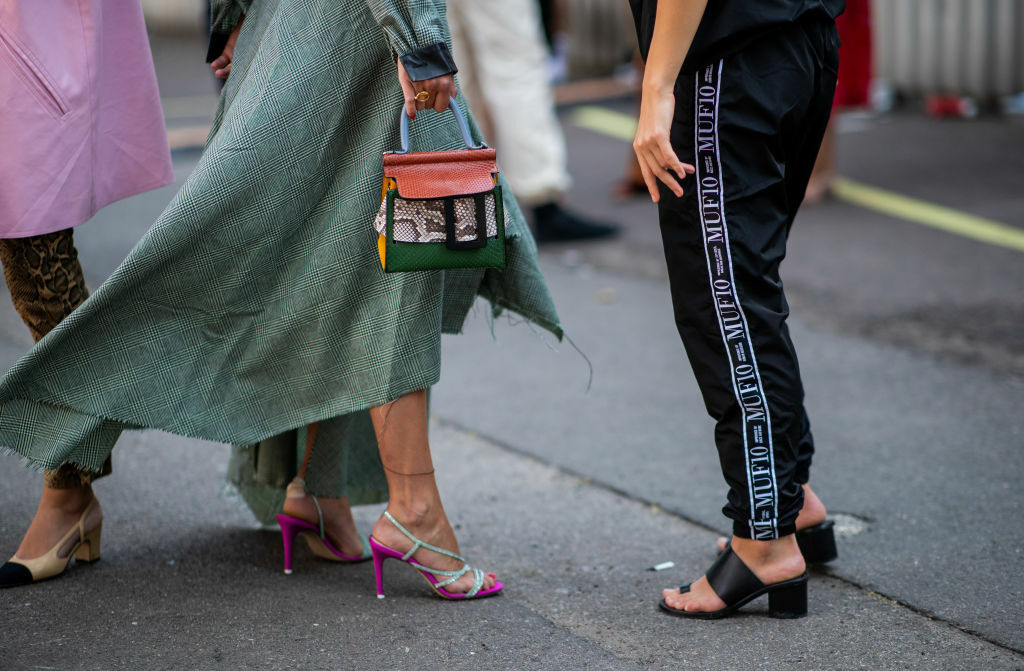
[[0, 229, 110, 488]]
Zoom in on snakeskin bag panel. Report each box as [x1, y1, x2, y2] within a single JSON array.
[[374, 192, 499, 243], [375, 103, 506, 272]]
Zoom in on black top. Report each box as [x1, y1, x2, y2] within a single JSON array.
[[630, 0, 845, 71]]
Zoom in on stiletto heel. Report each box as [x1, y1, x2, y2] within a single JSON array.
[[372, 542, 387, 599], [278, 516, 299, 575], [0, 497, 102, 588], [275, 479, 370, 575], [368, 510, 502, 600], [767, 578, 808, 619], [659, 547, 809, 620]]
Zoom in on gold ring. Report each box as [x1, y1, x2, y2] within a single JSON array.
[[415, 91, 430, 102]]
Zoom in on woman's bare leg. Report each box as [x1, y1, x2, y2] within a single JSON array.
[[368, 390, 497, 594], [281, 421, 365, 556], [716, 483, 827, 552]]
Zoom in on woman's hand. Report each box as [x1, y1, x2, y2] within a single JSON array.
[[210, 17, 244, 79], [397, 59, 458, 119], [633, 84, 695, 203]]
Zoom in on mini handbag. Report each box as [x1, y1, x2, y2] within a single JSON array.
[[374, 102, 506, 272]]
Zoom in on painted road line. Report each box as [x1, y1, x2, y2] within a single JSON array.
[[832, 178, 1024, 253], [572, 106, 637, 143], [571, 105, 1024, 254]]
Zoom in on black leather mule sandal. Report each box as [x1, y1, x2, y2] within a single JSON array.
[[659, 547, 809, 620], [793, 521, 837, 564]]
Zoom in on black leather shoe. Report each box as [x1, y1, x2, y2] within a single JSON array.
[[532, 202, 619, 243], [794, 521, 838, 564], [659, 547, 809, 619]]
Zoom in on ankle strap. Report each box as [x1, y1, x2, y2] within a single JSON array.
[[79, 497, 98, 541], [383, 510, 464, 564], [289, 478, 326, 541], [383, 511, 483, 596]]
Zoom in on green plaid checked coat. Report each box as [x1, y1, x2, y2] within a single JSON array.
[[0, 0, 560, 506]]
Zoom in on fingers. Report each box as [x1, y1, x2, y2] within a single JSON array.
[[403, 91, 418, 119], [632, 137, 696, 203], [414, 84, 449, 113], [637, 155, 661, 203], [431, 87, 449, 114], [211, 18, 242, 80], [398, 76, 419, 118], [211, 59, 232, 79], [402, 75, 458, 117], [430, 78, 458, 113]]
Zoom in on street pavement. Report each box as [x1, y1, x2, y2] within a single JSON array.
[[1, 28, 1022, 671]]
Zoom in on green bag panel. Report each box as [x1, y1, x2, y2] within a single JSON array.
[[382, 185, 507, 272]]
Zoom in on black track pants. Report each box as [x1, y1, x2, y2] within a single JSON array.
[[658, 18, 839, 540]]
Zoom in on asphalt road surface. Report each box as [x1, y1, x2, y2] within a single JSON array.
[[1, 29, 1022, 671]]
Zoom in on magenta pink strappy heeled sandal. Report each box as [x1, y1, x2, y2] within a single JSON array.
[[276, 479, 370, 574], [369, 510, 502, 600]]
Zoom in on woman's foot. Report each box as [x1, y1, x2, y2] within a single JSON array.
[[281, 480, 365, 558], [15, 486, 102, 560], [2, 486, 103, 587], [715, 484, 827, 553], [663, 535, 806, 613], [794, 484, 828, 530], [370, 504, 497, 595]]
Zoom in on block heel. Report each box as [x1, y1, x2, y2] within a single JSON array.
[[73, 524, 102, 563], [796, 521, 837, 564], [767, 577, 808, 619]]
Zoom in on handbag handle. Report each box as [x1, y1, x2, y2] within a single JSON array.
[[396, 100, 483, 154]]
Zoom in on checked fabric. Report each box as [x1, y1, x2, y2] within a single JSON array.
[[0, 0, 560, 485]]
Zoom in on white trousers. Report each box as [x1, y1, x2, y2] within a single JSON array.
[[446, 0, 571, 205]]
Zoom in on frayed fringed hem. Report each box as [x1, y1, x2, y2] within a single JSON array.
[[491, 298, 563, 342], [0, 362, 439, 467], [0, 444, 105, 477]]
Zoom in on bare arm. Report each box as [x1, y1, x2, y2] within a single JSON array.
[[633, 0, 707, 202]]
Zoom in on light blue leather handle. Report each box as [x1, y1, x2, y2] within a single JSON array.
[[397, 100, 483, 154]]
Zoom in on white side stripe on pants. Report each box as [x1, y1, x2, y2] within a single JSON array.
[[693, 62, 780, 540]]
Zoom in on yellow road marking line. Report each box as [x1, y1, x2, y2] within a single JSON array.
[[572, 106, 637, 143], [571, 105, 1024, 254], [831, 178, 1024, 253]]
